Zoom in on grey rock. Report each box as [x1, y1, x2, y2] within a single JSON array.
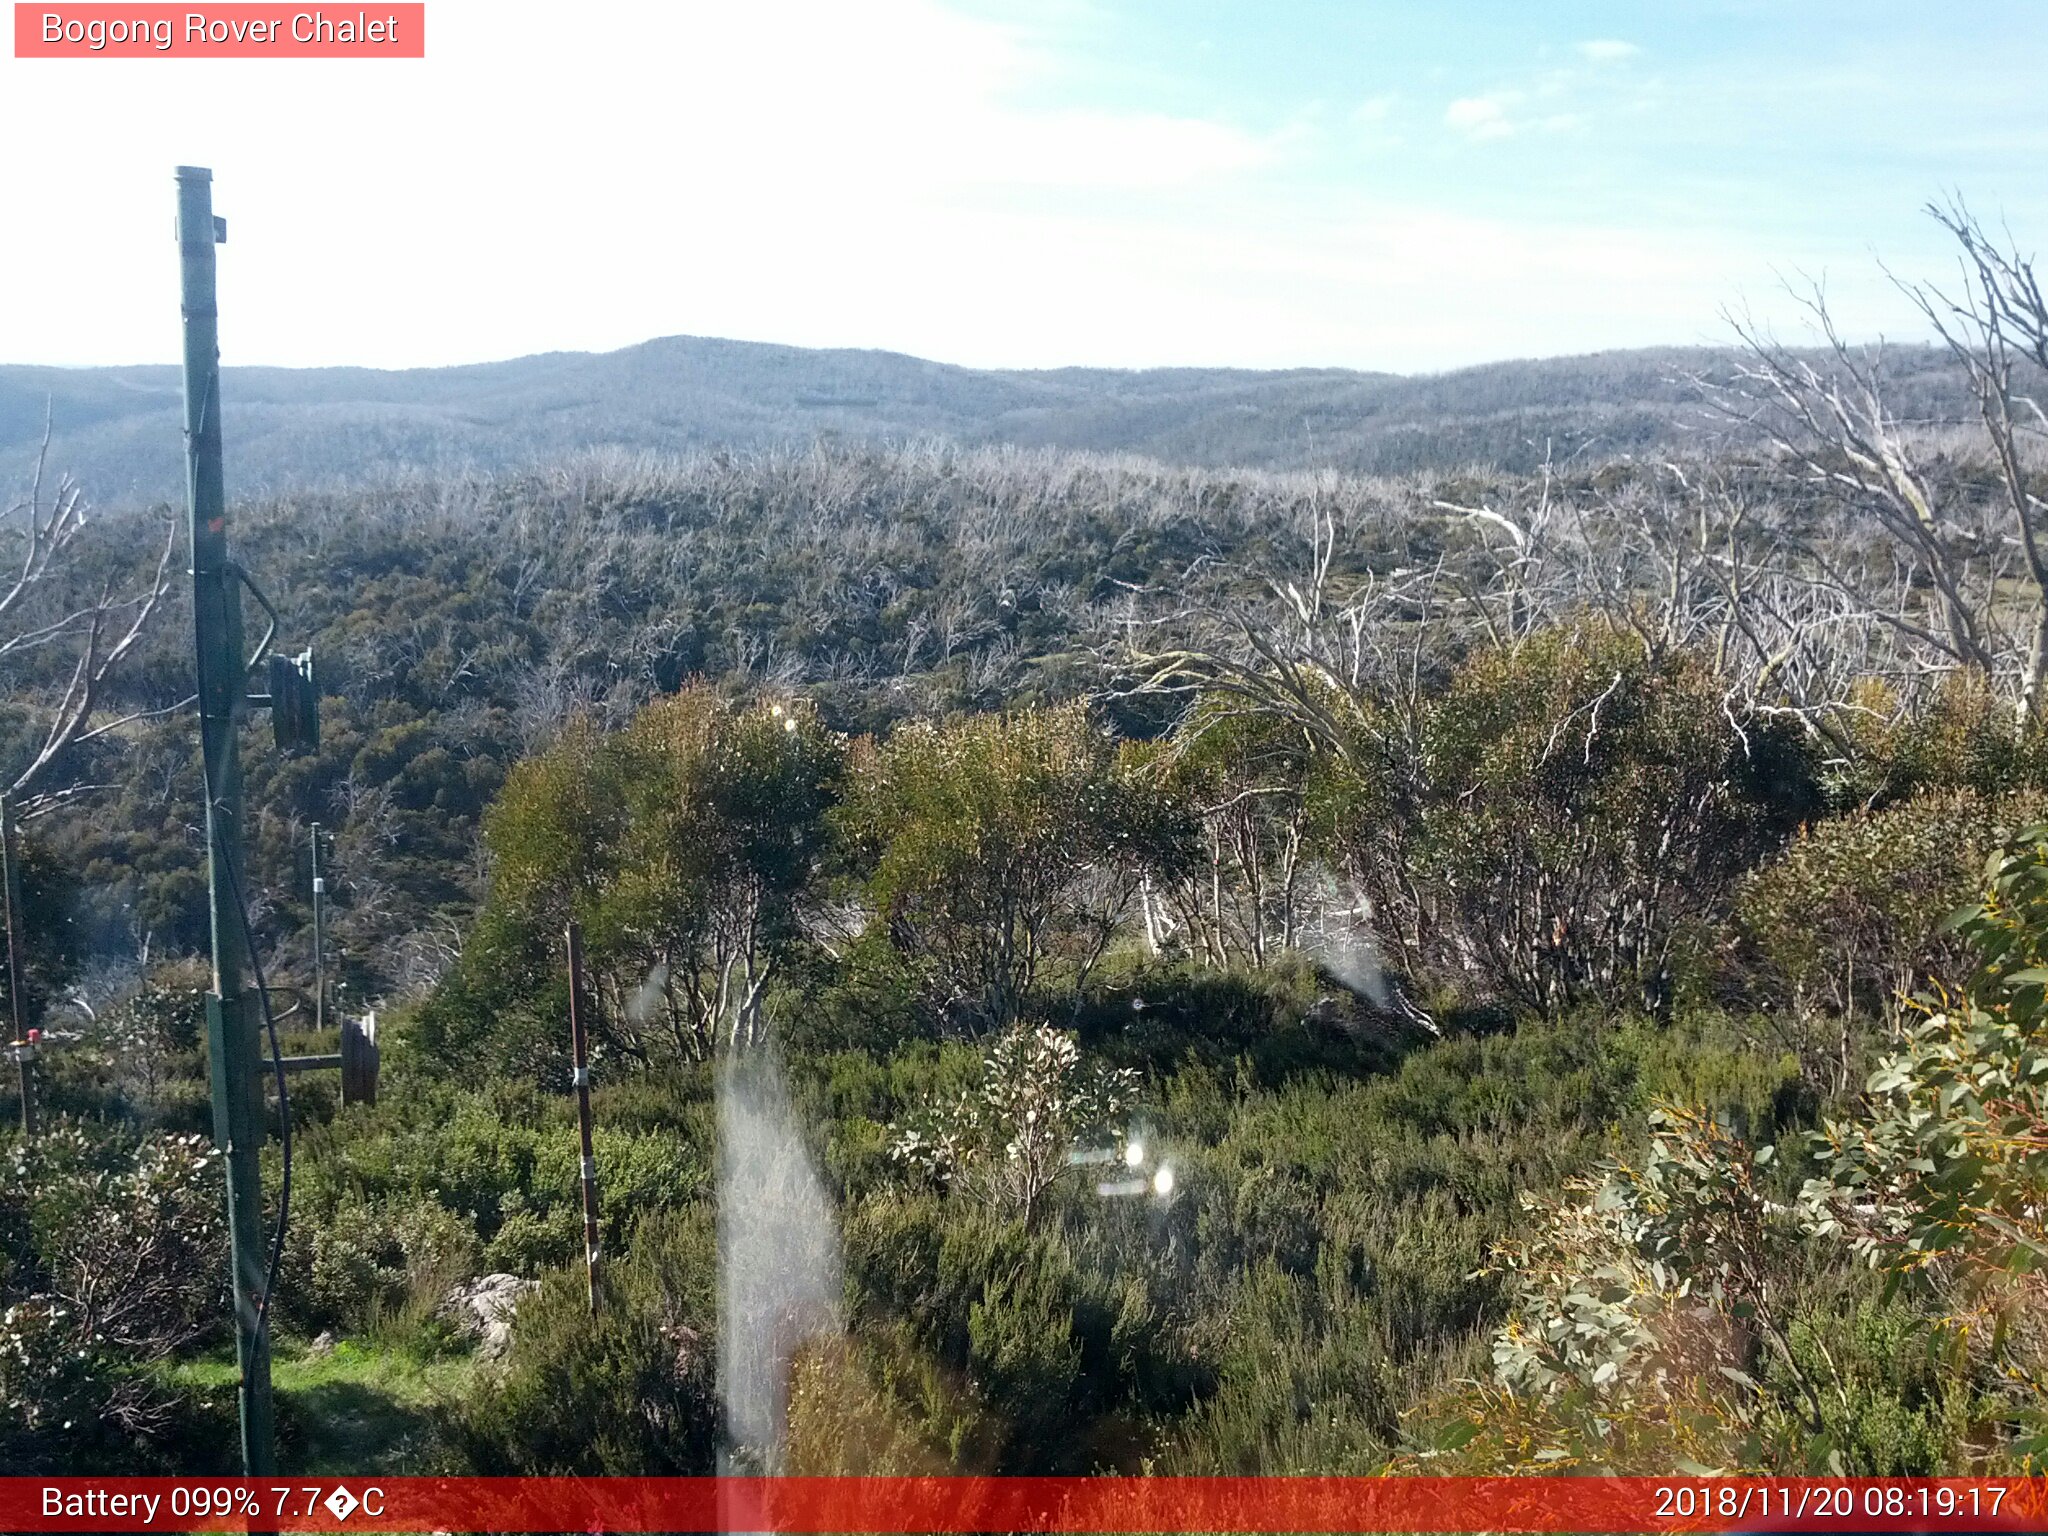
[[440, 1272, 538, 1362]]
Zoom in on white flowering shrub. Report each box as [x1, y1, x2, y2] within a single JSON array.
[[0, 1296, 96, 1435], [890, 1023, 1138, 1226], [2, 1123, 227, 1457]]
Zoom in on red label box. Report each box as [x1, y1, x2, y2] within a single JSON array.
[[3, 1476, 2048, 1533], [14, 3, 425, 56]]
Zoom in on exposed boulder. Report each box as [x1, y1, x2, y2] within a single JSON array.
[[440, 1272, 538, 1361]]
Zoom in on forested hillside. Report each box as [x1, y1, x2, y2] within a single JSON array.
[[0, 335, 1975, 503], [7, 209, 2048, 1482]]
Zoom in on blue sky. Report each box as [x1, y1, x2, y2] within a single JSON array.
[[3, 0, 2042, 372]]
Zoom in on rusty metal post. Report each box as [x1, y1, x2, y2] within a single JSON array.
[[2, 793, 33, 1139], [310, 822, 325, 1036], [566, 920, 602, 1314]]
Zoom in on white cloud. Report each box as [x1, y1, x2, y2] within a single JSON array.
[[0, 0, 1279, 367], [0, 0, 1963, 374], [1446, 94, 1518, 141], [1576, 39, 1640, 63], [914, 195, 1927, 373], [1348, 93, 1403, 149], [955, 109, 1277, 189], [1447, 45, 1639, 146]]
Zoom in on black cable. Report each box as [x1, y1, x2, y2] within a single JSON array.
[[189, 357, 294, 1340], [195, 773, 291, 1347], [220, 849, 291, 1344]]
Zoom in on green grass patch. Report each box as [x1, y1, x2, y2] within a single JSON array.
[[164, 1338, 476, 1476]]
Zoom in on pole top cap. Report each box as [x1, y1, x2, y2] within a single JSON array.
[[174, 165, 213, 182]]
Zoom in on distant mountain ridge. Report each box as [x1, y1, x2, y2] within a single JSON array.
[[0, 333, 1968, 505]]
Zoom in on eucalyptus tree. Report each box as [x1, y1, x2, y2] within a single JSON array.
[[475, 686, 843, 1063], [837, 702, 1168, 1036]]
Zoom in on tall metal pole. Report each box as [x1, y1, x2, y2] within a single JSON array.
[[310, 823, 325, 1036], [565, 921, 602, 1315], [2, 793, 35, 1139], [179, 165, 274, 1477]]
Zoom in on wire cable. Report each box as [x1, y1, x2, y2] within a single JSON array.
[[197, 697, 292, 1347], [219, 848, 291, 1344], [190, 332, 291, 1345]]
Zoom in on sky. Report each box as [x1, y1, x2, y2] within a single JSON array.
[[3, 0, 2045, 374]]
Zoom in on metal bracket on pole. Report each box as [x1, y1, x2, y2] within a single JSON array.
[[265, 650, 320, 757], [265, 1013, 377, 1106]]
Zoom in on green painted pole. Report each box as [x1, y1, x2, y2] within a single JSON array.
[[178, 165, 274, 1477]]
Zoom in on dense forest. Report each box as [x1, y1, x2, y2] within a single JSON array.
[[8, 203, 2048, 1483]]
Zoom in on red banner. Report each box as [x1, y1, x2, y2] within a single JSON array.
[[3, 1476, 2046, 1533], [13, 4, 424, 57]]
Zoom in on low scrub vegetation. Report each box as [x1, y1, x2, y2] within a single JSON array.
[[10, 199, 2048, 1476]]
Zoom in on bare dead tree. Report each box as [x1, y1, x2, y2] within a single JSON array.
[[1696, 235, 2048, 733], [1109, 423, 1948, 1002], [1905, 196, 2048, 726], [1, 411, 180, 819], [1119, 512, 1438, 777]]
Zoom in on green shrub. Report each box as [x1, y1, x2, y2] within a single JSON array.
[[965, 1258, 1083, 1463], [440, 1204, 717, 1474], [429, 688, 843, 1069], [41, 959, 211, 1127], [841, 1190, 1193, 1470], [1074, 955, 1401, 1087], [1763, 1296, 1977, 1475], [1, 1123, 230, 1470], [836, 704, 1163, 1034], [1860, 674, 2048, 807], [481, 1204, 580, 1273], [1159, 1256, 1434, 1474], [1403, 623, 1820, 1013], [292, 1197, 406, 1333], [1804, 819, 2048, 1289], [1137, 698, 1317, 971], [286, 1193, 478, 1337], [1730, 791, 2029, 1090], [889, 1023, 1136, 1228]]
